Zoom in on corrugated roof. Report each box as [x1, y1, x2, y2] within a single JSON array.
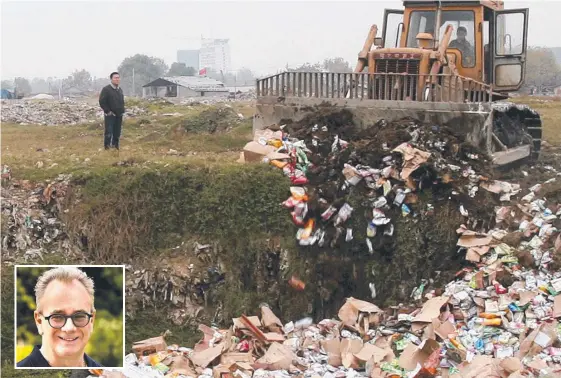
[[163, 76, 227, 91]]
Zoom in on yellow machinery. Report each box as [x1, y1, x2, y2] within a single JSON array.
[[254, 1, 541, 165]]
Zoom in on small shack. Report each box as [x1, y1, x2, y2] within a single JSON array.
[[142, 76, 228, 98], [1, 89, 14, 99]]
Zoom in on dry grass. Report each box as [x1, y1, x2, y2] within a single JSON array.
[[2, 97, 559, 182], [511, 96, 561, 145], [1, 103, 254, 181]]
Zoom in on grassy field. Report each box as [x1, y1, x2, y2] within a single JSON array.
[[1, 101, 255, 181], [511, 96, 561, 145], [2, 96, 560, 182]]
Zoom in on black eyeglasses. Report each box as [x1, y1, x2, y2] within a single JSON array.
[[43, 312, 93, 329]]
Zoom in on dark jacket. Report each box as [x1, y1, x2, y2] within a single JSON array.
[[17, 345, 103, 368], [99, 84, 125, 116]]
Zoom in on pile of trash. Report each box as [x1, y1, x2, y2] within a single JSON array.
[[1, 99, 146, 125], [114, 256, 560, 378], [239, 112, 491, 257], [248, 113, 498, 251], [112, 172, 561, 376], [114, 111, 556, 376], [232, 90, 257, 101], [0, 165, 78, 263], [124, 242, 227, 325]]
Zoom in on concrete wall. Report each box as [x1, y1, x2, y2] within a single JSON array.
[[143, 86, 168, 98], [177, 86, 198, 97], [253, 96, 492, 151], [178, 86, 227, 98]]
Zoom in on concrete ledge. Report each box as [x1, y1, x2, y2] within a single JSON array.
[[253, 96, 492, 150], [256, 96, 491, 113]]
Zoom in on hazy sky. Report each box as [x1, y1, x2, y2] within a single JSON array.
[[2, 0, 560, 80]]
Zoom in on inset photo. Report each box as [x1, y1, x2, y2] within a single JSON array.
[[15, 265, 125, 369]]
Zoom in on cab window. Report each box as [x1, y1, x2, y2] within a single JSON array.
[[439, 11, 476, 67], [406, 10, 476, 67], [406, 11, 436, 47]]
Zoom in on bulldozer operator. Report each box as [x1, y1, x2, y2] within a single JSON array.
[[449, 26, 474, 66]]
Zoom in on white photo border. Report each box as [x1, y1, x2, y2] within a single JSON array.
[[14, 264, 126, 370]]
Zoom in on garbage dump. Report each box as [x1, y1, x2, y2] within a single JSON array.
[[240, 110, 507, 306], [3, 105, 560, 376], [125, 242, 226, 325], [107, 177, 561, 377], [1, 99, 146, 125], [0, 165, 79, 263], [113, 227, 561, 378], [86, 110, 549, 376], [249, 111, 498, 250]]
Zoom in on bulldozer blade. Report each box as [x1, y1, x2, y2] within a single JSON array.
[[491, 145, 531, 166], [254, 97, 492, 152], [253, 97, 539, 166]]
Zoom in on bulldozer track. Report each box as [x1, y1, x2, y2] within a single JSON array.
[[525, 116, 543, 160], [492, 103, 542, 161]]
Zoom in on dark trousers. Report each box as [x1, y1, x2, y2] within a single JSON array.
[[104, 115, 123, 149]]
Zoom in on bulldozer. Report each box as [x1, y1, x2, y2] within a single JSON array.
[[253, 0, 541, 165]]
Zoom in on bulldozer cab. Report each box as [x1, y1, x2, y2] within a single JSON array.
[[381, 1, 529, 92]]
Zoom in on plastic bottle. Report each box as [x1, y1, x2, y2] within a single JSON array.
[[291, 175, 308, 185], [449, 337, 465, 351], [394, 190, 406, 206]]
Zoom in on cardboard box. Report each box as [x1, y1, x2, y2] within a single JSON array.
[[412, 296, 450, 324], [191, 344, 224, 368], [132, 336, 167, 357], [398, 339, 440, 371], [255, 342, 297, 370], [220, 352, 254, 365], [239, 141, 290, 163]]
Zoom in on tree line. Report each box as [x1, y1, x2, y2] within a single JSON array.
[[1, 55, 259, 97], [2, 48, 560, 97]]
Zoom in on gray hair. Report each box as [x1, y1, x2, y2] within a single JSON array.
[[35, 267, 95, 311]]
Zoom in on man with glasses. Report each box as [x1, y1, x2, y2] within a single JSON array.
[[17, 267, 103, 368]]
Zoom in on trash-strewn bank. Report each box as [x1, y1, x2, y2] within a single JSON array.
[[2, 107, 561, 377]]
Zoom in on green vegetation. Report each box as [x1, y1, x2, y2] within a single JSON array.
[[1, 102, 254, 182], [66, 164, 292, 262], [511, 96, 561, 145]]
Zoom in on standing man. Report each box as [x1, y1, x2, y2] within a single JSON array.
[[99, 72, 125, 150]]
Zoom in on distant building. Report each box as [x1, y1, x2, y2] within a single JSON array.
[[555, 85, 561, 97], [1, 89, 14, 99], [142, 76, 228, 98], [177, 50, 200, 71], [199, 38, 231, 74]]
